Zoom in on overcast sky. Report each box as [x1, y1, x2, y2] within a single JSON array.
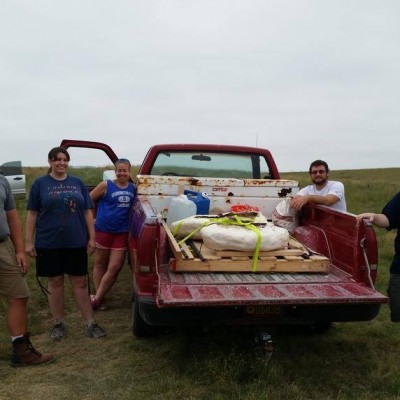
[[1, 0, 399, 171]]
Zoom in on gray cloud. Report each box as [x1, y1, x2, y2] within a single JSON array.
[[1, 0, 399, 171]]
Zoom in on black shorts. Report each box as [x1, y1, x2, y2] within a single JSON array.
[[36, 247, 88, 277]]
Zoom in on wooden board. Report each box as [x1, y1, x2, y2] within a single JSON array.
[[215, 248, 305, 257], [163, 222, 330, 274]]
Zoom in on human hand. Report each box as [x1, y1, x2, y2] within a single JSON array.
[[25, 243, 37, 258], [357, 213, 375, 222], [290, 196, 308, 211], [16, 251, 28, 274], [87, 239, 96, 255]]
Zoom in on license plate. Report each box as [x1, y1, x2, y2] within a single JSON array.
[[245, 305, 283, 318]]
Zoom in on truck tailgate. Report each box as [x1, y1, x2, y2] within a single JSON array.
[[156, 264, 387, 307]]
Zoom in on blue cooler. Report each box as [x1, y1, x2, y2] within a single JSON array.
[[184, 190, 210, 215]]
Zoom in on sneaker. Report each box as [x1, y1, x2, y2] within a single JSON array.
[[86, 323, 107, 338], [50, 322, 65, 341], [97, 302, 108, 310], [91, 295, 108, 311]]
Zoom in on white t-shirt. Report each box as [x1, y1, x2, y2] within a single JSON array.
[[296, 180, 347, 212]]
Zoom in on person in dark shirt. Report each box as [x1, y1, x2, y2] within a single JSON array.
[[26, 146, 106, 341], [358, 192, 400, 321]]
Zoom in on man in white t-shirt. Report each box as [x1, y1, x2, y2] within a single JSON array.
[[290, 160, 347, 212]]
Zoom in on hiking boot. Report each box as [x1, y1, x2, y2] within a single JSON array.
[[86, 322, 107, 338], [50, 322, 65, 341], [10, 333, 55, 367]]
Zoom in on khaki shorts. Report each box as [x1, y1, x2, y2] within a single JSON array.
[[0, 237, 30, 299]]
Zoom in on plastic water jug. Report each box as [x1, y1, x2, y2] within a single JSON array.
[[184, 190, 210, 215], [166, 194, 197, 228]]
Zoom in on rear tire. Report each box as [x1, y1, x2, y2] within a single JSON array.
[[132, 294, 155, 338]]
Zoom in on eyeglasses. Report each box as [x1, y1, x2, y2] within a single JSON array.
[[115, 158, 131, 164], [310, 169, 327, 175]]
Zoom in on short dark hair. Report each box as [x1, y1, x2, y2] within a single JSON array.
[[309, 160, 329, 174]]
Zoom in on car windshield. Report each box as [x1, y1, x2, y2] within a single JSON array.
[[149, 151, 272, 179]]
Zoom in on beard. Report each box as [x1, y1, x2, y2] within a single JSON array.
[[312, 176, 328, 186]]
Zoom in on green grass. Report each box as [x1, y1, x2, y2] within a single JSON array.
[[0, 167, 399, 400]]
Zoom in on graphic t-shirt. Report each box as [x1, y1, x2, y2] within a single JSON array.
[[27, 175, 93, 248], [95, 180, 136, 233]]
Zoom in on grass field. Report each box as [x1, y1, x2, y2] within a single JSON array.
[[0, 167, 399, 400]]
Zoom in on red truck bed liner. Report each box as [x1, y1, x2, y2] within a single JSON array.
[[157, 264, 387, 307]]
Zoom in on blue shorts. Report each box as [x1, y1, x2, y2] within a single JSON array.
[[36, 247, 88, 277]]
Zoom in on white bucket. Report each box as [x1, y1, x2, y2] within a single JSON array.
[[166, 194, 197, 228]]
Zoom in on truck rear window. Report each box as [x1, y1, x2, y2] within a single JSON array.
[[150, 151, 272, 179]]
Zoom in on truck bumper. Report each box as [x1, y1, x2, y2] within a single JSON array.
[[137, 295, 382, 327]]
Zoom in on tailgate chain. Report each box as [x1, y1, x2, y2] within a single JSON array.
[[155, 242, 163, 303], [360, 237, 375, 290]]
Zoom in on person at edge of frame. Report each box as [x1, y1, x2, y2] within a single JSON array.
[[0, 172, 55, 366], [358, 192, 400, 322]]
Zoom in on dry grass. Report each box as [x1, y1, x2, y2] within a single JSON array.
[[0, 264, 135, 400], [0, 167, 400, 399]]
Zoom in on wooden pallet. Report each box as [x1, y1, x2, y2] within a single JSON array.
[[162, 221, 330, 273]]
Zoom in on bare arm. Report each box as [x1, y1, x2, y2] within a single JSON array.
[[291, 194, 339, 211], [89, 180, 107, 218], [6, 208, 28, 273], [25, 210, 38, 257], [357, 212, 390, 228], [85, 209, 96, 255], [89, 181, 107, 202]]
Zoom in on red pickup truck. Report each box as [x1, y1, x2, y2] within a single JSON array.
[[61, 140, 388, 337]]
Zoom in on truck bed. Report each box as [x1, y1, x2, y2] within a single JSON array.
[[132, 172, 388, 326], [156, 210, 387, 308]]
